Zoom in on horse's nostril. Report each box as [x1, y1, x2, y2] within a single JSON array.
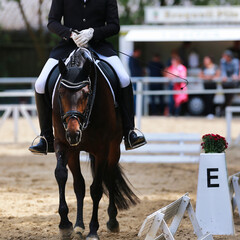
[[76, 130, 82, 142], [65, 130, 82, 146], [66, 131, 71, 142]]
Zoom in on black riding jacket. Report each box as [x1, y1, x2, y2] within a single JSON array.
[[48, 0, 120, 59]]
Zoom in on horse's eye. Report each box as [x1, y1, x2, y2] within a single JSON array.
[[84, 90, 90, 96], [59, 88, 65, 96]]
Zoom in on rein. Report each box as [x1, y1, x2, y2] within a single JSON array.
[[81, 50, 98, 131], [58, 48, 98, 134]]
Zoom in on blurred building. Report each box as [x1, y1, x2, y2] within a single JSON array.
[[120, 6, 240, 74]]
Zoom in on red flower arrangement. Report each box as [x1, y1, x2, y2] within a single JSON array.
[[201, 134, 228, 153]]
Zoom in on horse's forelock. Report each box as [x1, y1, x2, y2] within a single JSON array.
[[62, 67, 80, 83], [63, 65, 90, 85], [63, 51, 92, 84]]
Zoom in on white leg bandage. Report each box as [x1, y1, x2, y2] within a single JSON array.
[[96, 53, 130, 88], [35, 58, 58, 94]]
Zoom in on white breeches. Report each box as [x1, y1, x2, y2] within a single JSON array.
[[35, 52, 130, 94], [96, 53, 131, 88], [35, 58, 58, 94]]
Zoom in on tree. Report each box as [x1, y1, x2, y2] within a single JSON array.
[[2, 0, 51, 67], [118, 0, 134, 24]]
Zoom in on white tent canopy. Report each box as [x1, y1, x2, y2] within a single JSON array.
[[124, 25, 240, 42], [119, 25, 240, 73]]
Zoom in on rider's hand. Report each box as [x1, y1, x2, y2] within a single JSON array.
[[71, 28, 94, 47]]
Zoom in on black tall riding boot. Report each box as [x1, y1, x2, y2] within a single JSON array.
[[120, 83, 146, 150], [28, 92, 54, 154]]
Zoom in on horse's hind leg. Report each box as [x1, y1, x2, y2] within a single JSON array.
[[55, 151, 73, 239], [107, 190, 119, 233], [68, 152, 85, 239], [105, 147, 120, 233]]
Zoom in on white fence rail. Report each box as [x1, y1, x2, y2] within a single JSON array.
[[0, 77, 239, 143], [226, 106, 240, 145], [131, 77, 240, 129]]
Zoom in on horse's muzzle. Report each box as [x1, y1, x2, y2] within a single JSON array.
[[65, 130, 82, 146]]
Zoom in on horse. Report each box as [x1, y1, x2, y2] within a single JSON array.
[[51, 48, 139, 240]]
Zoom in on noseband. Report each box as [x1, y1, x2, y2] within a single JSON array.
[[59, 77, 93, 132]]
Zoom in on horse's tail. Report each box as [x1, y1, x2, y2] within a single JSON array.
[[89, 154, 140, 210]]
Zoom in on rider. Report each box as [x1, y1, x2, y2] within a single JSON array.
[[29, 0, 146, 154]]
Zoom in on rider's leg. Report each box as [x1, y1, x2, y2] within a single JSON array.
[[29, 58, 58, 154], [96, 54, 146, 150]]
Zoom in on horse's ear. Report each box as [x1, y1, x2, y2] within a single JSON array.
[[58, 59, 68, 76]]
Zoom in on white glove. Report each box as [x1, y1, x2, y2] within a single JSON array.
[[71, 28, 94, 47]]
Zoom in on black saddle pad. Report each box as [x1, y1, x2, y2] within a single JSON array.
[[45, 58, 120, 106], [45, 64, 60, 106], [96, 59, 120, 104]]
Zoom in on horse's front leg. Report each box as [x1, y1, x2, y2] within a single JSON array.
[[86, 155, 105, 240], [55, 150, 73, 239], [68, 151, 85, 239]]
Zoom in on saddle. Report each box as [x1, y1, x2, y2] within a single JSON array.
[[45, 52, 120, 107], [95, 59, 120, 105]]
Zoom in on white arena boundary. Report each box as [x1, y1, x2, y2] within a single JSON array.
[[138, 193, 213, 240], [79, 133, 202, 164], [226, 106, 240, 146], [120, 133, 201, 163], [229, 172, 240, 217], [0, 104, 37, 143]]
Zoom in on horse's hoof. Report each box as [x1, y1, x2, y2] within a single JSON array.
[[73, 226, 85, 239], [59, 225, 74, 240], [86, 233, 100, 240], [107, 220, 120, 233]]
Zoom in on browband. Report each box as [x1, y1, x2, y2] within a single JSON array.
[[60, 78, 90, 90]]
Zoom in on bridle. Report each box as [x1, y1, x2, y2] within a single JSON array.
[[58, 50, 98, 144], [60, 77, 92, 131]]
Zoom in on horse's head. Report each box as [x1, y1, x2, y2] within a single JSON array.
[[58, 58, 92, 146]]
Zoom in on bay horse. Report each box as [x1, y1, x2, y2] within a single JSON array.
[[51, 48, 139, 240]]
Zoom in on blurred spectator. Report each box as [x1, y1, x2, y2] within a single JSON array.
[[166, 49, 178, 67], [220, 49, 240, 114], [229, 41, 240, 60], [221, 50, 239, 81], [128, 48, 143, 77], [165, 55, 188, 116], [148, 54, 165, 115], [178, 42, 192, 68], [199, 56, 220, 118], [128, 47, 144, 111], [188, 50, 199, 69]]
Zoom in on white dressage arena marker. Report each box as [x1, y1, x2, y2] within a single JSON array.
[[138, 193, 213, 240], [229, 172, 240, 217], [196, 153, 235, 235]]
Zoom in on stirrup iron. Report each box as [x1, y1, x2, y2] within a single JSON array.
[[127, 128, 146, 149], [29, 135, 48, 155]]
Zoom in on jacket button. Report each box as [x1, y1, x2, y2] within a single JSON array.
[[83, 18, 86, 22]]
